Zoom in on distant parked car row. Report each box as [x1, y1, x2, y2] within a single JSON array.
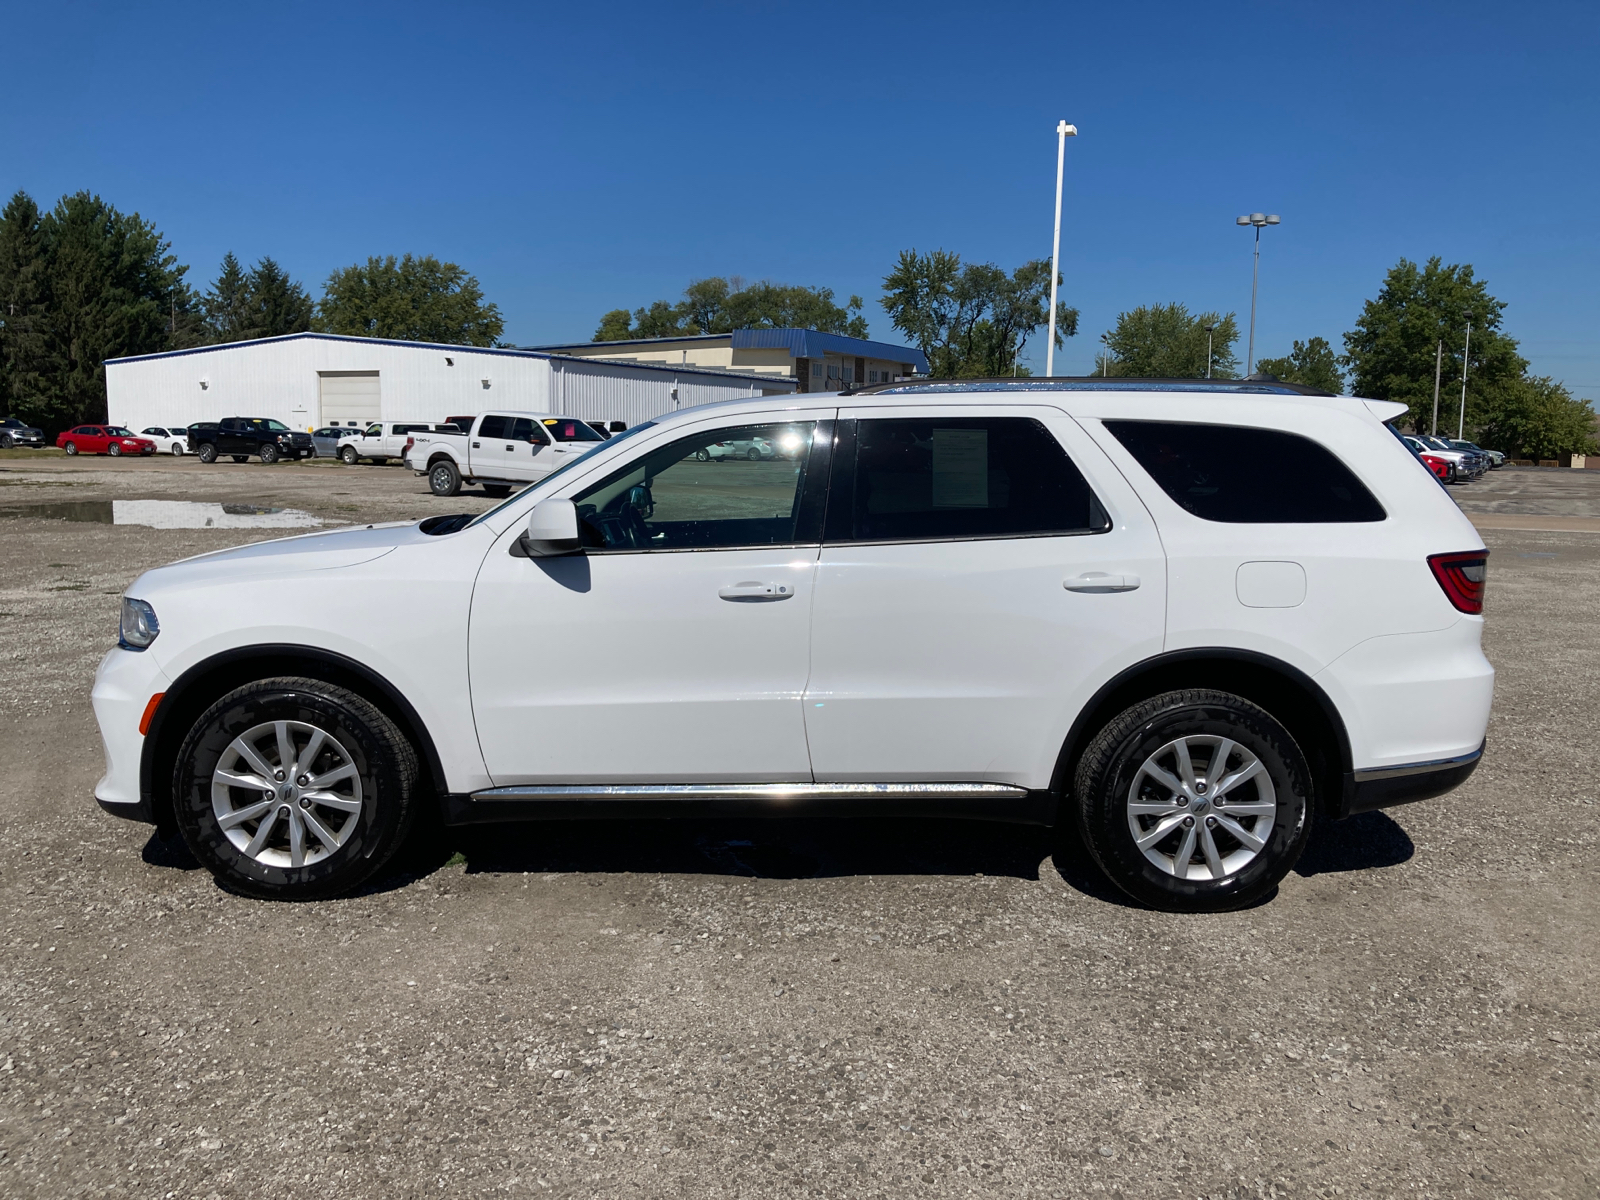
[[1402, 434, 1501, 483]]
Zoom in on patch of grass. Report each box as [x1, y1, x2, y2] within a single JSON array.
[[444, 851, 467, 867], [0, 447, 66, 459]]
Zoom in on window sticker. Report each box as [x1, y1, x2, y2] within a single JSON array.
[[932, 428, 989, 508]]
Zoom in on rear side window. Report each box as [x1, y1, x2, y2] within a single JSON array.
[[1104, 420, 1386, 523], [833, 417, 1109, 543], [477, 415, 509, 439]]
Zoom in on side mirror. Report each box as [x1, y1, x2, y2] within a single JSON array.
[[519, 498, 582, 557]]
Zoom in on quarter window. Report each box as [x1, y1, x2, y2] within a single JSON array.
[[832, 417, 1109, 543], [1103, 420, 1386, 523], [573, 422, 824, 551]]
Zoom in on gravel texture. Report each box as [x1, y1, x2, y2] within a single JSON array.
[[0, 455, 1596, 1199]]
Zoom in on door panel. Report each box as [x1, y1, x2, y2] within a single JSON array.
[[469, 410, 836, 785], [802, 407, 1167, 788]]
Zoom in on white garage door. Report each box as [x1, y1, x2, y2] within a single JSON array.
[[318, 372, 381, 428]]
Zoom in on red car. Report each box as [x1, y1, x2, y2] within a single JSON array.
[[1419, 452, 1453, 482], [57, 426, 157, 457]]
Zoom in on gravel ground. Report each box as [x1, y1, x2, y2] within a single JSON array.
[[0, 455, 1596, 1199]]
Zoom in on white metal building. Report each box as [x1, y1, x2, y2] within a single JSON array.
[[105, 332, 797, 433]]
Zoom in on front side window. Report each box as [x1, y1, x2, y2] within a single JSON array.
[[1104, 420, 1386, 523], [573, 422, 823, 551], [545, 418, 604, 443], [835, 417, 1109, 543], [143, 427, 166, 436]]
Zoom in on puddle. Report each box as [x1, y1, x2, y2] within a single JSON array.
[[0, 500, 323, 529]]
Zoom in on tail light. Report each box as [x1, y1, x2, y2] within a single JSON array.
[[1428, 551, 1488, 614], [405, 437, 415, 451]]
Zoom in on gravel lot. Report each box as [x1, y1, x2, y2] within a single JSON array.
[[1, 455, 1596, 1199]]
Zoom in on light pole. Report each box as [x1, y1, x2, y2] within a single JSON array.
[[1203, 322, 1217, 379], [1430, 339, 1443, 435], [1046, 120, 1077, 377], [1458, 311, 1473, 441], [1236, 212, 1280, 376], [1099, 333, 1110, 377]]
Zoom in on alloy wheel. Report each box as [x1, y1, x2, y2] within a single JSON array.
[[210, 719, 364, 869], [1125, 734, 1277, 881]]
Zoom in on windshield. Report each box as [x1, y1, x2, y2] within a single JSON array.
[[544, 418, 605, 443], [257, 419, 291, 432], [106, 427, 135, 437], [468, 421, 658, 527]]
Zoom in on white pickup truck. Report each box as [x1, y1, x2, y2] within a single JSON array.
[[404, 411, 609, 497], [338, 421, 461, 466]]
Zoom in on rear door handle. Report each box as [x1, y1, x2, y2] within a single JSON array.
[[1064, 572, 1141, 593], [719, 581, 795, 601]]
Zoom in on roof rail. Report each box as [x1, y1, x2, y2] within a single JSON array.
[[843, 375, 1337, 398]]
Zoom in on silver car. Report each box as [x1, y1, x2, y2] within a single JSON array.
[[310, 427, 347, 458]]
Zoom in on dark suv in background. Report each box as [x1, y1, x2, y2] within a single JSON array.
[[189, 418, 314, 464]]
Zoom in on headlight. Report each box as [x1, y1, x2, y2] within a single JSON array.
[[119, 597, 160, 650]]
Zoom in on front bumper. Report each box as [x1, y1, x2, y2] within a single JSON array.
[[91, 646, 172, 825]]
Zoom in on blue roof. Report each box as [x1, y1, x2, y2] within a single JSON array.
[[532, 328, 929, 372]]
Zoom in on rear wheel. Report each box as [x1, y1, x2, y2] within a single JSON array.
[[1072, 689, 1312, 912], [197, 444, 217, 463], [428, 459, 462, 497], [171, 677, 422, 900], [747, 448, 760, 460], [259, 443, 280, 464], [694, 449, 710, 462], [340, 446, 359, 465], [64, 441, 78, 455], [482, 483, 512, 499]]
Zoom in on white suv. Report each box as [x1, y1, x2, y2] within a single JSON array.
[[91, 381, 1493, 911]]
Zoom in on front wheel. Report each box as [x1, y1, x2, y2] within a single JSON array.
[[171, 677, 422, 900], [197, 444, 217, 463], [171, 442, 184, 455], [259, 443, 280, 464], [747, 448, 761, 461], [108, 442, 122, 457], [694, 449, 710, 462], [340, 446, 359, 465], [0, 435, 12, 449], [1072, 689, 1312, 913]]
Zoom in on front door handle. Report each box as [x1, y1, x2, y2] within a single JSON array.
[[719, 581, 795, 601], [1064, 572, 1141, 593]]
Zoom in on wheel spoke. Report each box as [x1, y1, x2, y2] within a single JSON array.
[[1169, 823, 1197, 877], [244, 807, 281, 856], [1199, 823, 1226, 878], [1212, 758, 1264, 799], [307, 762, 357, 789], [1128, 799, 1182, 816], [231, 737, 277, 783], [302, 790, 362, 813], [218, 799, 274, 830], [1140, 763, 1186, 797], [1172, 739, 1200, 790], [214, 769, 271, 792], [1208, 738, 1236, 785], [287, 806, 306, 868], [294, 728, 326, 777], [1214, 813, 1265, 851], [274, 721, 296, 775], [300, 807, 343, 853], [1136, 813, 1188, 850], [1215, 799, 1275, 816]]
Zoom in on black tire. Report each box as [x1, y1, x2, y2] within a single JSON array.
[[64, 441, 78, 455], [171, 677, 422, 901], [694, 449, 709, 462], [482, 483, 512, 499], [259, 443, 280, 464], [1072, 689, 1312, 913], [0, 434, 12, 449], [428, 459, 463, 496], [197, 443, 217, 463], [108, 442, 122, 457], [747, 448, 760, 460], [340, 446, 359, 465], [171, 442, 184, 456]]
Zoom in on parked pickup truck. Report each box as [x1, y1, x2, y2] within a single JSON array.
[[191, 418, 314, 464], [337, 421, 458, 466], [404, 411, 607, 497]]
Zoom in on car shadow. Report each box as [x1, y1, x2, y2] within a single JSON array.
[[141, 831, 201, 870], [1294, 810, 1415, 876]]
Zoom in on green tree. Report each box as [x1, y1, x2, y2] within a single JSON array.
[[880, 249, 1076, 377], [1473, 375, 1598, 460], [203, 252, 252, 342], [1102, 303, 1239, 378], [1342, 257, 1525, 431], [593, 276, 869, 341], [1256, 336, 1345, 393], [0, 191, 51, 418], [246, 257, 313, 339], [0, 190, 195, 429], [316, 254, 503, 346]]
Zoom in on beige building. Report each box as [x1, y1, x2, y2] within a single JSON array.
[[531, 328, 928, 393]]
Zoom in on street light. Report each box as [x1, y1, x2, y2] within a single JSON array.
[[1236, 212, 1280, 376], [1099, 332, 1110, 377], [1046, 120, 1078, 377], [1459, 310, 1473, 441], [1203, 322, 1217, 380]]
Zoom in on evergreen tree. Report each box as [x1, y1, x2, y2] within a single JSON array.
[[0, 191, 52, 418], [246, 257, 313, 339], [204, 252, 252, 342]]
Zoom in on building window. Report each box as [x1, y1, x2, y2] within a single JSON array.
[[827, 364, 840, 380], [812, 363, 823, 379]]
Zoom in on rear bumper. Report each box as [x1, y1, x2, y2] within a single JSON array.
[[1338, 742, 1484, 819]]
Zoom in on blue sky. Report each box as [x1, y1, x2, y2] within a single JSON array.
[[4, 1, 1597, 390]]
